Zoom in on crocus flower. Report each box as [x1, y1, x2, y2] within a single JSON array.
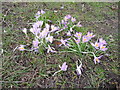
[[99, 38, 107, 45], [35, 11, 41, 19], [61, 20, 67, 25], [45, 23, 50, 29], [52, 62, 68, 76], [91, 42, 100, 49], [99, 44, 108, 51], [59, 62, 68, 71], [46, 34, 53, 43], [47, 45, 56, 53], [76, 22, 82, 27], [82, 35, 90, 43], [60, 39, 70, 46], [50, 25, 59, 32], [94, 55, 103, 64], [33, 21, 43, 28], [64, 15, 72, 21], [36, 11, 41, 16], [33, 39, 39, 48], [39, 27, 49, 38], [74, 38, 80, 44], [66, 31, 71, 36], [30, 27, 41, 36], [74, 32, 82, 39], [40, 9, 45, 14], [86, 32, 95, 39], [18, 45, 26, 51], [71, 17, 76, 22], [76, 60, 82, 75]]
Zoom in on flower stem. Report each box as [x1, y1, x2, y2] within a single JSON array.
[[52, 70, 62, 76]]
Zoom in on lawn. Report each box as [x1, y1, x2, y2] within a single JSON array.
[[1, 2, 119, 88]]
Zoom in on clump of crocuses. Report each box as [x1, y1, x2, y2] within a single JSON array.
[[17, 10, 108, 76]]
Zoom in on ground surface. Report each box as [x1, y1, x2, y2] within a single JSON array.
[[1, 2, 119, 88]]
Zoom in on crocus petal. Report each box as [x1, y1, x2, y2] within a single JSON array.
[[64, 15, 71, 21], [99, 38, 107, 45], [18, 45, 26, 51], [66, 31, 71, 36], [82, 36, 90, 43], [99, 44, 108, 51], [76, 22, 82, 27], [46, 34, 53, 43], [74, 32, 82, 39], [71, 17, 76, 22], [94, 55, 103, 64], [41, 9, 45, 14], [91, 42, 100, 49], [47, 45, 56, 53], [22, 28, 27, 35], [33, 39, 39, 48], [60, 62, 68, 71]]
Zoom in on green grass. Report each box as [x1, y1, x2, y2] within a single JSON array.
[[2, 2, 119, 88]]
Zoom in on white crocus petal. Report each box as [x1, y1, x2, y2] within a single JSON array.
[[30, 28, 34, 34], [40, 28, 49, 38], [70, 28, 73, 32], [46, 34, 53, 43], [76, 60, 82, 75], [22, 28, 27, 35], [47, 45, 56, 53], [67, 31, 71, 36]]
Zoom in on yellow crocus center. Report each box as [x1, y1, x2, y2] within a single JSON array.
[[83, 38, 87, 42], [19, 47, 25, 50], [101, 46, 105, 49], [95, 58, 99, 62], [87, 34, 92, 37], [95, 43, 99, 47], [78, 34, 81, 36]]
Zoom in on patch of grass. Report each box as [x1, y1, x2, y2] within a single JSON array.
[[2, 2, 118, 88]]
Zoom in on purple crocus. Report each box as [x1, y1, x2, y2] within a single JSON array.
[[35, 10, 45, 19], [66, 31, 71, 36], [76, 22, 82, 27], [99, 44, 108, 51], [74, 38, 80, 44], [61, 20, 68, 25], [99, 38, 107, 45], [35, 11, 41, 19], [33, 21, 43, 28], [86, 32, 95, 39], [71, 17, 76, 22], [18, 45, 26, 51], [74, 32, 82, 39], [40, 9, 45, 14], [50, 25, 59, 32], [60, 39, 70, 46], [30, 27, 41, 36], [82, 35, 90, 43], [33, 39, 39, 48], [64, 14, 72, 21], [94, 55, 103, 64], [59, 62, 68, 71], [91, 42, 100, 49], [39, 25, 49, 38]]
